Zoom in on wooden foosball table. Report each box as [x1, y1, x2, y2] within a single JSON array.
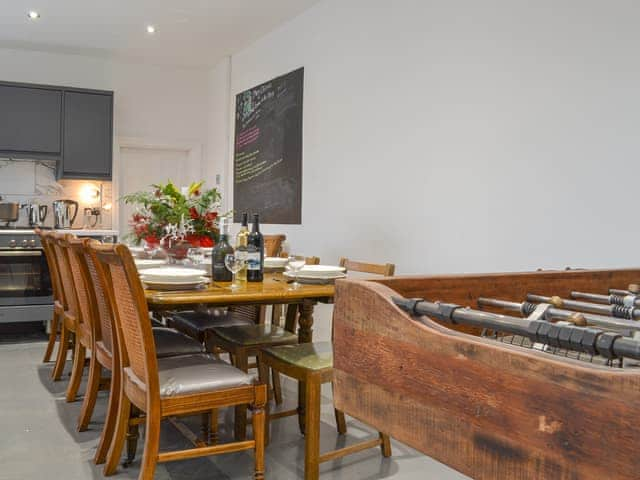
[[332, 269, 640, 480]]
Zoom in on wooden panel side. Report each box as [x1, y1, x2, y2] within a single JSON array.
[[332, 278, 640, 480]]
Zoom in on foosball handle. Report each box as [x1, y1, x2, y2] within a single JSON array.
[[550, 296, 564, 308], [567, 312, 587, 326]]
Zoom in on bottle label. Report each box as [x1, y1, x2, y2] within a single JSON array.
[[247, 252, 261, 271], [236, 250, 248, 262]]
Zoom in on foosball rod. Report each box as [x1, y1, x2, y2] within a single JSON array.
[[571, 291, 640, 308], [477, 297, 640, 334], [393, 296, 640, 360], [610, 283, 640, 297], [526, 294, 640, 320]]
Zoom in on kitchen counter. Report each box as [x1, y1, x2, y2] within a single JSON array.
[[0, 228, 118, 236]]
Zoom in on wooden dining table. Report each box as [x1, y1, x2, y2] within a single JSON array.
[[144, 272, 335, 344]]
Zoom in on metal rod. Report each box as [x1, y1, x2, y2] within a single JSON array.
[[393, 296, 640, 361], [478, 297, 640, 334], [571, 291, 640, 308], [527, 294, 640, 320]]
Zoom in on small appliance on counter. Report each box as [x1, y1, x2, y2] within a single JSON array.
[[82, 207, 102, 229], [52, 199, 79, 229], [0, 196, 22, 228], [25, 203, 48, 227]]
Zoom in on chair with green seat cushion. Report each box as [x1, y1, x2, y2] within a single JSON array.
[[258, 258, 396, 480]]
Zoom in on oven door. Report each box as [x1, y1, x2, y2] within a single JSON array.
[[0, 249, 53, 306]]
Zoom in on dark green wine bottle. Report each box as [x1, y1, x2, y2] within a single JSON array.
[[212, 217, 233, 282], [247, 214, 264, 282]]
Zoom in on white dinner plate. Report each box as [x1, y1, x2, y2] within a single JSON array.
[[264, 257, 289, 268], [287, 265, 346, 277], [141, 276, 209, 291], [283, 271, 346, 284], [138, 267, 208, 283], [134, 259, 167, 269]]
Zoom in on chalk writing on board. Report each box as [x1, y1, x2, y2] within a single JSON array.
[[233, 67, 303, 225]]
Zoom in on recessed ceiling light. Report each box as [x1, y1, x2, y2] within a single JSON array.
[[27, 11, 40, 20], [146, 25, 156, 34]]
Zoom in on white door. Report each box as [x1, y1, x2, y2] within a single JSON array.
[[117, 146, 199, 239]]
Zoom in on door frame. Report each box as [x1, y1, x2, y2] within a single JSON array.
[[113, 136, 203, 236]]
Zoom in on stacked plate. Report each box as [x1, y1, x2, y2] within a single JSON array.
[[265, 257, 289, 271], [284, 265, 347, 284], [139, 267, 208, 291], [134, 259, 167, 269]]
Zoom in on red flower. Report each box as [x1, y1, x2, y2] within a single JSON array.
[[145, 234, 159, 246], [205, 211, 218, 222], [199, 236, 214, 248], [189, 207, 199, 219]]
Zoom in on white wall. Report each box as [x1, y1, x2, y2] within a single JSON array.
[[0, 47, 211, 230], [215, 0, 640, 278]]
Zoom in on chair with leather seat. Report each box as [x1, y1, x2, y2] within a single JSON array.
[[93, 243, 266, 480], [204, 256, 321, 440], [166, 234, 286, 342], [257, 257, 395, 480], [70, 239, 204, 469]]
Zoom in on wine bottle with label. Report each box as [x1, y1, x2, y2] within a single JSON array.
[[247, 213, 264, 282], [212, 217, 233, 282], [235, 212, 249, 282]]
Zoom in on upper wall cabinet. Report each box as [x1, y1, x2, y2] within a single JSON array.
[[0, 81, 113, 180], [61, 90, 113, 179], [0, 83, 63, 158]]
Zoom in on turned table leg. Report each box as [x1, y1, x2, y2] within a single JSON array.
[[297, 299, 316, 344]]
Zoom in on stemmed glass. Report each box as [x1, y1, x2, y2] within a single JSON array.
[[187, 247, 205, 266], [288, 254, 306, 289], [225, 254, 246, 290]]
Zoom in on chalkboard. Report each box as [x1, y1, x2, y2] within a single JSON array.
[[233, 67, 303, 224]]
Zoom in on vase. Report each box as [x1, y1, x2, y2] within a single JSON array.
[[161, 238, 191, 263]]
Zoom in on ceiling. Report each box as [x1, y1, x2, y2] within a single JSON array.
[[0, 0, 321, 68]]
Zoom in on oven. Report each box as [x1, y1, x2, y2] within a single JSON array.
[[0, 232, 53, 324]]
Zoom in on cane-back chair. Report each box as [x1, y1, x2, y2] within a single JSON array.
[[72, 239, 204, 470], [93, 243, 266, 480], [36, 230, 63, 364]]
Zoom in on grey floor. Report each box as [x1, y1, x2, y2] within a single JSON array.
[[0, 338, 469, 480]]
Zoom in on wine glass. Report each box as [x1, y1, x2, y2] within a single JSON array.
[[288, 254, 306, 289], [225, 253, 246, 290], [187, 247, 205, 265]]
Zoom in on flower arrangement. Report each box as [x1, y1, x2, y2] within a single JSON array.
[[123, 180, 223, 249]]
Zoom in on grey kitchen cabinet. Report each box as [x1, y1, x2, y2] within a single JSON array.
[[0, 83, 63, 158], [60, 90, 113, 179]]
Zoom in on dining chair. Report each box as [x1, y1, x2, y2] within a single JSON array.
[[257, 258, 395, 480], [263, 234, 286, 258], [166, 234, 287, 343], [94, 243, 267, 480], [36, 230, 64, 364], [48, 233, 87, 394], [70, 239, 204, 439], [204, 256, 321, 441]]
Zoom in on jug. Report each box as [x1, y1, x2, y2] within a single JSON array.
[[26, 203, 48, 227], [52, 200, 79, 229]]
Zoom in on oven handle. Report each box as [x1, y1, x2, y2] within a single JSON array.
[[0, 250, 43, 257]]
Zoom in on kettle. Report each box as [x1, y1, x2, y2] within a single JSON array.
[[26, 203, 48, 227], [52, 200, 79, 229]]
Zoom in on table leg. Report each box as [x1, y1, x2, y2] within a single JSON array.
[[297, 299, 316, 344], [297, 299, 316, 433]]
